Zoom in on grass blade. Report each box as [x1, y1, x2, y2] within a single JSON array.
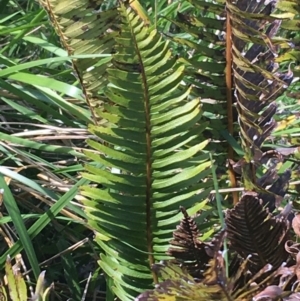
[[0, 176, 40, 279]]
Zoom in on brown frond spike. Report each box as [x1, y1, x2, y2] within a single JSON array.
[[168, 207, 209, 278], [168, 207, 224, 279]]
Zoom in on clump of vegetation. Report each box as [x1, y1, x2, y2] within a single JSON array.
[[0, 0, 299, 300], [137, 196, 298, 301]]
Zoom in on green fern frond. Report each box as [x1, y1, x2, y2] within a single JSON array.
[[39, 0, 118, 122], [81, 4, 212, 300], [165, 1, 228, 170]]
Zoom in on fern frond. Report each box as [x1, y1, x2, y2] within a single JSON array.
[[81, 4, 212, 300], [226, 191, 290, 273], [39, 0, 118, 122], [167, 206, 210, 278], [228, 0, 294, 189], [165, 0, 229, 178], [136, 261, 225, 301], [167, 207, 225, 279]]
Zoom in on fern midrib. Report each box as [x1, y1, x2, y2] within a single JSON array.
[[226, 2, 239, 205], [124, 5, 157, 284]]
